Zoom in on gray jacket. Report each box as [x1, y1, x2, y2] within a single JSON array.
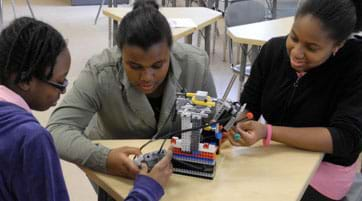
[[47, 42, 217, 172]]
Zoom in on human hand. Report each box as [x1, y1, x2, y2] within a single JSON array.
[[227, 120, 267, 146], [139, 148, 173, 188], [106, 146, 142, 178], [235, 111, 254, 124]]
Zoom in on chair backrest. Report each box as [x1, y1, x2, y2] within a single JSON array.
[[224, 0, 265, 28]]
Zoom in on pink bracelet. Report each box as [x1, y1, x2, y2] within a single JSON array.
[[263, 124, 272, 147]]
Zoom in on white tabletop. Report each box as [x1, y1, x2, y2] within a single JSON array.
[[227, 16, 294, 46], [82, 139, 323, 201]]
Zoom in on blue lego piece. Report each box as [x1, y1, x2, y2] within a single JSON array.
[[233, 133, 241, 141], [215, 132, 222, 139]]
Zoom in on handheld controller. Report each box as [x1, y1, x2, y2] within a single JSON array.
[[134, 149, 166, 171]]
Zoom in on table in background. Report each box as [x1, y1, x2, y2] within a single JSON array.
[[81, 139, 322, 201], [103, 7, 222, 55], [227, 16, 293, 93]]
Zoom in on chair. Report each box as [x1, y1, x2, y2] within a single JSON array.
[[223, 0, 265, 63], [0, 0, 35, 30], [224, 0, 264, 97], [8, 0, 35, 19]]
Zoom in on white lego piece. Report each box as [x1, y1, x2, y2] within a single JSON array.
[[195, 91, 208, 101]]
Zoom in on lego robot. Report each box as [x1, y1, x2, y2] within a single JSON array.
[[171, 90, 248, 179]]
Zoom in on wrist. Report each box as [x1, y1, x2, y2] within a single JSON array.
[[263, 124, 272, 147]]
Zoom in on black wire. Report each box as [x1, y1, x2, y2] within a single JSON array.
[[139, 85, 242, 158], [154, 115, 233, 151], [158, 138, 167, 153], [156, 113, 249, 151], [139, 80, 187, 153]]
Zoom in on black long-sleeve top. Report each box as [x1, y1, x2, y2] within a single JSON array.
[[240, 36, 362, 166]]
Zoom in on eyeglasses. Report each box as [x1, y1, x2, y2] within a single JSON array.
[[43, 78, 68, 92]]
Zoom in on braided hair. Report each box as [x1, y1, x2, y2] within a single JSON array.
[[0, 17, 66, 85]]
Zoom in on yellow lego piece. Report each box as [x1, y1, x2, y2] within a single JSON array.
[[192, 96, 215, 107]]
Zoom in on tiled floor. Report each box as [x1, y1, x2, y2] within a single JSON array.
[[0, 0, 298, 200]]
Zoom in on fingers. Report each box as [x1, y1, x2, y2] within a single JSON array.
[[227, 122, 259, 146], [120, 154, 141, 175], [154, 150, 173, 170], [163, 150, 173, 162], [119, 146, 142, 156], [238, 129, 255, 146], [139, 163, 148, 174], [166, 145, 173, 152], [227, 133, 242, 146], [236, 120, 253, 130], [226, 131, 248, 146]]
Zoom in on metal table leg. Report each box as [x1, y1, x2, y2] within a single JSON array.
[[185, 0, 190, 6], [0, 0, 3, 30], [108, 0, 112, 47], [238, 44, 248, 97], [271, 0, 277, 19], [112, 20, 118, 46], [224, 0, 228, 14], [185, 34, 193, 44], [204, 25, 211, 55], [112, 0, 118, 46]]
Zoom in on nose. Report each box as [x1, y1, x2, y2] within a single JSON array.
[[292, 44, 305, 59], [61, 88, 67, 94], [140, 68, 155, 82]]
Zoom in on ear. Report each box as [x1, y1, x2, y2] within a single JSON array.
[[8, 73, 32, 92], [17, 81, 32, 91]]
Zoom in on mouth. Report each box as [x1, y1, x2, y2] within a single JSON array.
[[138, 83, 155, 92], [290, 58, 306, 68]]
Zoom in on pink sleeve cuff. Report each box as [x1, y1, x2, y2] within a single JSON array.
[[263, 124, 272, 146]]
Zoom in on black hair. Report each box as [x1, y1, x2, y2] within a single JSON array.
[[296, 0, 362, 43], [116, 0, 172, 50], [0, 17, 66, 85]]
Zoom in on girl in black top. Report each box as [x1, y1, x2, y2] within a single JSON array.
[[229, 0, 362, 200]]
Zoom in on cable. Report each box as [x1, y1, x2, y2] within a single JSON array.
[[138, 77, 187, 153], [153, 115, 234, 152]]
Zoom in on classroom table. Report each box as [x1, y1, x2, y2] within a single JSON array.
[[103, 7, 222, 55], [226, 16, 293, 94], [81, 139, 323, 201]]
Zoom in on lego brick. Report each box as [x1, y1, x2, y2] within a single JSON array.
[[173, 168, 215, 179], [173, 154, 216, 165]]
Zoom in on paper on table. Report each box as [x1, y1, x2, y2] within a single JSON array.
[[168, 18, 197, 28]]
